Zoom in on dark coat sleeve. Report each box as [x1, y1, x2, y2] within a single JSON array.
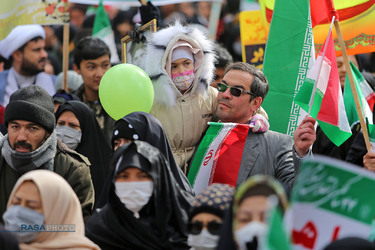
[[346, 131, 366, 167]]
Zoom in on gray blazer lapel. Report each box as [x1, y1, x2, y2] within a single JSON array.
[[236, 132, 260, 186]]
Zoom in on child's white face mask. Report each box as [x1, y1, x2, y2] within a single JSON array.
[[172, 69, 195, 91]]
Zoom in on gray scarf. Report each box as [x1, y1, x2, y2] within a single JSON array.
[[0, 131, 57, 174]]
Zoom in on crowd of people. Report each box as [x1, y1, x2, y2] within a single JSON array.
[[0, 0, 374, 249]]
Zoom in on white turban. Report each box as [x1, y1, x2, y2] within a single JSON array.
[[0, 25, 45, 60]]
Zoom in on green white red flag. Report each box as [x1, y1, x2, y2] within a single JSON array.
[[368, 122, 375, 152], [295, 27, 352, 147], [92, 0, 120, 64], [187, 122, 249, 194], [344, 62, 374, 128]]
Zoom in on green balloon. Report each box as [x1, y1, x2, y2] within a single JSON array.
[[99, 63, 154, 120]]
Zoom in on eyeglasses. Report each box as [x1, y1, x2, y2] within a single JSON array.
[[217, 82, 255, 97], [188, 220, 222, 235]]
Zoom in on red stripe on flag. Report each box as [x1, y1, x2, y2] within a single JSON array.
[[209, 125, 249, 187], [367, 93, 375, 112], [317, 33, 341, 126], [310, 0, 336, 26]]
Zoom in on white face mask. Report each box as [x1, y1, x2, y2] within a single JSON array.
[[187, 229, 219, 250], [115, 181, 153, 218], [171, 69, 195, 91], [56, 125, 82, 150], [234, 221, 268, 250]]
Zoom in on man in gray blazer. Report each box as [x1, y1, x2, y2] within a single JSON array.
[[214, 62, 316, 191]]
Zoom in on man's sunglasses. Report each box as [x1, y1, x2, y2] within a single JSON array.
[[217, 82, 255, 97], [188, 220, 222, 235]]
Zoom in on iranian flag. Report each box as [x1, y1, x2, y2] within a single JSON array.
[[261, 0, 315, 136], [294, 26, 352, 147], [187, 122, 249, 194], [93, 0, 120, 63], [344, 61, 374, 128]]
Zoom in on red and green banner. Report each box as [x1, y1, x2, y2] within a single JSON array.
[[260, 0, 375, 56], [187, 122, 249, 194]]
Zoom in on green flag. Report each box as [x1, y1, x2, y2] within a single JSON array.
[[344, 61, 374, 128], [263, 205, 291, 250], [261, 0, 314, 135], [93, 0, 120, 63]]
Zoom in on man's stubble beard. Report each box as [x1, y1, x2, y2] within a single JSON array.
[[21, 57, 45, 76]]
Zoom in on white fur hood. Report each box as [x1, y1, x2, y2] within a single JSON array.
[[144, 22, 216, 108]]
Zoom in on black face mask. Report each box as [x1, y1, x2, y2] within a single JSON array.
[[246, 236, 258, 250]]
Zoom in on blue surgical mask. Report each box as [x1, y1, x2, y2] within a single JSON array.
[[3, 205, 44, 243], [56, 125, 82, 150]]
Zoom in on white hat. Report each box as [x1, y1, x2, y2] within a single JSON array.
[[0, 25, 45, 60], [54, 70, 83, 91], [171, 45, 194, 63]]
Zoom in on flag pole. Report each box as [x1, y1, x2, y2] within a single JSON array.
[[208, 1, 222, 40], [334, 20, 371, 151], [62, 3, 70, 91]]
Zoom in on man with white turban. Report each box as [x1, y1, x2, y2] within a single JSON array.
[[0, 25, 55, 106]]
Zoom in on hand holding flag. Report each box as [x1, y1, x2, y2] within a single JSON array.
[[293, 116, 316, 157]]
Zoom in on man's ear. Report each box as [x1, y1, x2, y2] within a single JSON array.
[[251, 97, 263, 113], [12, 50, 23, 63], [73, 64, 81, 75]]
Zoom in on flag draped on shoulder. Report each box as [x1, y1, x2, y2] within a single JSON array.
[[295, 27, 352, 147], [344, 62, 374, 128], [93, 1, 120, 63], [187, 122, 249, 194], [261, 0, 315, 136]]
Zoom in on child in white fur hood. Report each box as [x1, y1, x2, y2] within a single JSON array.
[[143, 21, 268, 174]]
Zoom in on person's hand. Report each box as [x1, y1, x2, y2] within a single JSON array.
[[363, 151, 375, 171], [294, 116, 316, 157], [138, 0, 147, 6]]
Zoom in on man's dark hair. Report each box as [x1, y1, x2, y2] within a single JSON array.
[[73, 36, 111, 69], [224, 62, 269, 102], [17, 36, 44, 53], [69, 4, 88, 15]]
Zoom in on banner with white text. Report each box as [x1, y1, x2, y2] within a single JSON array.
[[286, 156, 375, 250]]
